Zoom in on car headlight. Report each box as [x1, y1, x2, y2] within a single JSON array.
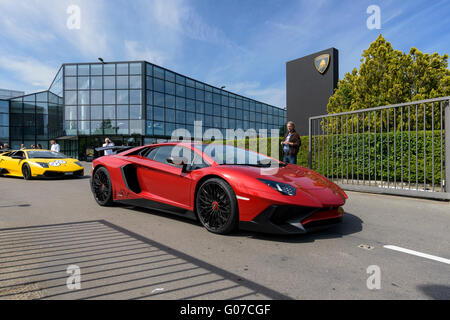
[[35, 162, 49, 168], [74, 161, 83, 167], [257, 179, 296, 196]]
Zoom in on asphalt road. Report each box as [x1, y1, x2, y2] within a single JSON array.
[[0, 162, 449, 300]]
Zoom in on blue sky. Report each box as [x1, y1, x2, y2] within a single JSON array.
[[0, 0, 448, 107]]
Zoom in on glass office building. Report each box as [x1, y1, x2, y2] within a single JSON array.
[[2, 61, 286, 158], [0, 99, 9, 145]]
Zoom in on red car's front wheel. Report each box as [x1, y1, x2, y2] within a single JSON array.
[[196, 178, 238, 235], [91, 167, 114, 206]]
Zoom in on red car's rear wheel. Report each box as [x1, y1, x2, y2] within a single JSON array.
[[91, 167, 114, 206], [196, 178, 238, 234]]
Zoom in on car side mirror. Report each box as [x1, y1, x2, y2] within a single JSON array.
[[11, 155, 25, 160], [167, 156, 190, 172]]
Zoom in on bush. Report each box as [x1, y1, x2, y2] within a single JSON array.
[[309, 130, 444, 185], [207, 131, 444, 186]]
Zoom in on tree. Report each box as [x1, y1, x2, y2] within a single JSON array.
[[328, 35, 450, 114]]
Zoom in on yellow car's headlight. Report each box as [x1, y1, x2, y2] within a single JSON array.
[[74, 161, 83, 167], [35, 162, 49, 168]]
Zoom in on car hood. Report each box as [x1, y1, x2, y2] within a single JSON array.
[[219, 164, 347, 205], [28, 158, 82, 167]]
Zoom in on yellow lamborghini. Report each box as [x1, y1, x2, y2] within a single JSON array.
[[0, 149, 84, 180]]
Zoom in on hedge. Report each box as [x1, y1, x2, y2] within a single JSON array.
[[309, 130, 444, 185], [207, 131, 445, 186]]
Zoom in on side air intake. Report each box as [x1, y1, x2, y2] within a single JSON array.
[[120, 164, 141, 194]]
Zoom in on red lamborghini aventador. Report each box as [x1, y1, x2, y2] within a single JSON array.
[[90, 142, 347, 235]]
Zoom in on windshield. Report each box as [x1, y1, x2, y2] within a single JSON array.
[[196, 144, 279, 166], [27, 151, 69, 159]]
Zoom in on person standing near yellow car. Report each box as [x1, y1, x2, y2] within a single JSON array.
[[50, 140, 60, 153]]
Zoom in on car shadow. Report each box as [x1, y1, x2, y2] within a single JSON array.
[[417, 284, 450, 300], [122, 205, 363, 243], [232, 212, 363, 243], [0, 175, 89, 181]]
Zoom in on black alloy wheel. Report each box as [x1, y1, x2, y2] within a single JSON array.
[[196, 178, 238, 234], [91, 167, 114, 206], [22, 163, 32, 180]]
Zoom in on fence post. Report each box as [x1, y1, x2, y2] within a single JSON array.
[[445, 100, 450, 193], [308, 117, 312, 169]]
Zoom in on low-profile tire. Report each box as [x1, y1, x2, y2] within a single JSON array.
[[22, 163, 32, 180], [91, 167, 114, 206], [196, 178, 238, 235]]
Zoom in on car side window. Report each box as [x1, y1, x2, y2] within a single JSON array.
[[152, 146, 181, 168], [11, 151, 25, 158], [190, 152, 210, 170], [144, 148, 159, 160], [144, 145, 208, 170]]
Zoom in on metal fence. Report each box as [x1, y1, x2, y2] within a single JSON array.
[[308, 97, 450, 200]]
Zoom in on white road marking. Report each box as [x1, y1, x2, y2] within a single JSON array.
[[236, 196, 250, 201], [383, 245, 450, 265]]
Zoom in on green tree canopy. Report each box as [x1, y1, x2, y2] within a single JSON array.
[[327, 35, 450, 114]]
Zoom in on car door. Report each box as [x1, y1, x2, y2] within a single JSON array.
[[136, 145, 195, 210], [1, 151, 26, 176], [0, 151, 12, 174]]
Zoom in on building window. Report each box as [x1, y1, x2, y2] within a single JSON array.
[[117, 63, 129, 75], [91, 90, 103, 104], [117, 76, 129, 89], [129, 63, 142, 75], [78, 77, 90, 90], [130, 105, 142, 119], [91, 64, 102, 76], [130, 76, 141, 89], [117, 105, 129, 119], [78, 65, 89, 76], [104, 64, 115, 75], [117, 90, 129, 104], [65, 65, 77, 76], [130, 90, 141, 104], [65, 77, 77, 90]]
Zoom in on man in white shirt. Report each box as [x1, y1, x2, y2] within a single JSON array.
[[50, 140, 60, 153], [103, 138, 115, 156]]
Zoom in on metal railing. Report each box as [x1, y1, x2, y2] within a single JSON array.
[[308, 97, 450, 200]]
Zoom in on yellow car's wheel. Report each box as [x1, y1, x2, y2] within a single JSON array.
[[22, 163, 32, 180]]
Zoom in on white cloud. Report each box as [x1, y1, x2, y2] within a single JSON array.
[[0, 55, 57, 92], [223, 81, 286, 108], [245, 87, 286, 108], [0, 0, 111, 58], [124, 40, 166, 66], [147, 0, 236, 48]]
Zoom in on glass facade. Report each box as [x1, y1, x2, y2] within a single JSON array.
[[144, 62, 286, 138], [8, 91, 63, 150], [62, 62, 144, 137], [3, 60, 286, 157], [0, 99, 9, 145]]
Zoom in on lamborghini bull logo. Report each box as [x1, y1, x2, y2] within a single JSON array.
[[314, 54, 330, 74]]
